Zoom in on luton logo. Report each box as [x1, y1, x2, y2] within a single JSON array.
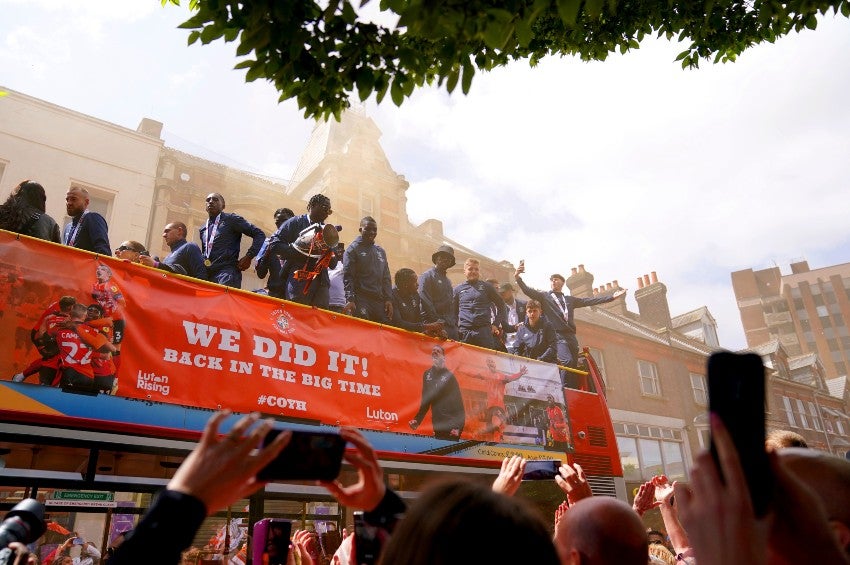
[[270, 308, 295, 336]]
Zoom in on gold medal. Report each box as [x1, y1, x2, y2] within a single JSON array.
[[204, 259, 212, 267]]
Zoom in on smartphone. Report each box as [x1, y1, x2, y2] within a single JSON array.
[[72, 537, 85, 545], [252, 518, 291, 565], [707, 351, 772, 516], [521, 459, 561, 481], [257, 429, 346, 481], [354, 511, 383, 565]]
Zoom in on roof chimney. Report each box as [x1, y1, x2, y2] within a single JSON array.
[[634, 271, 672, 328], [566, 264, 594, 298], [598, 280, 629, 316]]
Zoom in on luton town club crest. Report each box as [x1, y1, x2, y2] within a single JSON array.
[[270, 308, 295, 336]]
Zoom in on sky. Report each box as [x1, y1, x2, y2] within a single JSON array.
[[3, 0, 850, 350]]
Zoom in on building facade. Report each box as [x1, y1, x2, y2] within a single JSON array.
[[732, 260, 850, 457]]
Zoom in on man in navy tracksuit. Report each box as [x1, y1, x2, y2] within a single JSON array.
[[265, 196, 335, 307], [453, 258, 508, 350], [419, 245, 458, 340], [514, 262, 626, 370], [255, 207, 295, 298], [343, 216, 393, 322], [198, 193, 265, 289]]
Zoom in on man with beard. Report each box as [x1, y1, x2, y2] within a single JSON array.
[[409, 345, 465, 441], [453, 258, 508, 350], [199, 192, 265, 288], [343, 216, 393, 322], [63, 186, 111, 255]]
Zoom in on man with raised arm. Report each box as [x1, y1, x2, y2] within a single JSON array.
[[514, 261, 626, 370]]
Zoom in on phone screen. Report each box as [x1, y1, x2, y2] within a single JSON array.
[[354, 511, 383, 565], [521, 459, 560, 481], [72, 537, 85, 545], [257, 429, 346, 481], [707, 351, 772, 516], [258, 519, 292, 565]]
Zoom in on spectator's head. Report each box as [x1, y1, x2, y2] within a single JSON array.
[[205, 193, 225, 217], [778, 447, 850, 552], [646, 529, 671, 551], [307, 194, 332, 223], [550, 273, 566, 293], [359, 216, 378, 244], [766, 429, 808, 451], [464, 258, 480, 282], [58, 557, 73, 565], [431, 245, 456, 270], [526, 299, 543, 325], [431, 345, 446, 369], [380, 479, 560, 565], [554, 497, 647, 565], [14, 180, 48, 212], [65, 186, 90, 217], [114, 240, 147, 262], [59, 296, 77, 313], [273, 208, 295, 228], [647, 542, 677, 565], [163, 222, 187, 246], [394, 268, 418, 293], [499, 282, 515, 303]]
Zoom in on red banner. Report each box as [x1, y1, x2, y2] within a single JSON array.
[[0, 231, 565, 446]]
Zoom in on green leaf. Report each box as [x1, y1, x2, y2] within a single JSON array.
[[390, 78, 404, 106], [446, 67, 459, 93], [187, 30, 201, 46], [585, 0, 604, 19], [461, 59, 475, 94], [674, 49, 688, 61], [842, 1, 850, 17], [515, 18, 533, 47], [341, 1, 357, 24], [556, 0, 582, 27], [805, 14, 818, 29]]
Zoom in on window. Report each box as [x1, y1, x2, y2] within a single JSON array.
[[65, 183, 114, 225], [817, 305, 828, 317], [794, 398, 809, 429], [837, 420, 846, 435], [807, 402, 822, 431], [690, 373, 707, 405], [615, 424, 688, 480], [587, 347, 607, 387], [637, 360, 661, 396], [782, 396, 797, 427], [638, 439, 664, 477], [616, 437, 641, 481]]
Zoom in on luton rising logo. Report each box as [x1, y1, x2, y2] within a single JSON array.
[[270, 308, 295, 336]]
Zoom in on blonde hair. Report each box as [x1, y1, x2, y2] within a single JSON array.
[[648, 543, 677, 565], [464, 258, 480, 268]]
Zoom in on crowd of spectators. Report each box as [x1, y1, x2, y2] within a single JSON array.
[[4, 410, 843, 565]]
